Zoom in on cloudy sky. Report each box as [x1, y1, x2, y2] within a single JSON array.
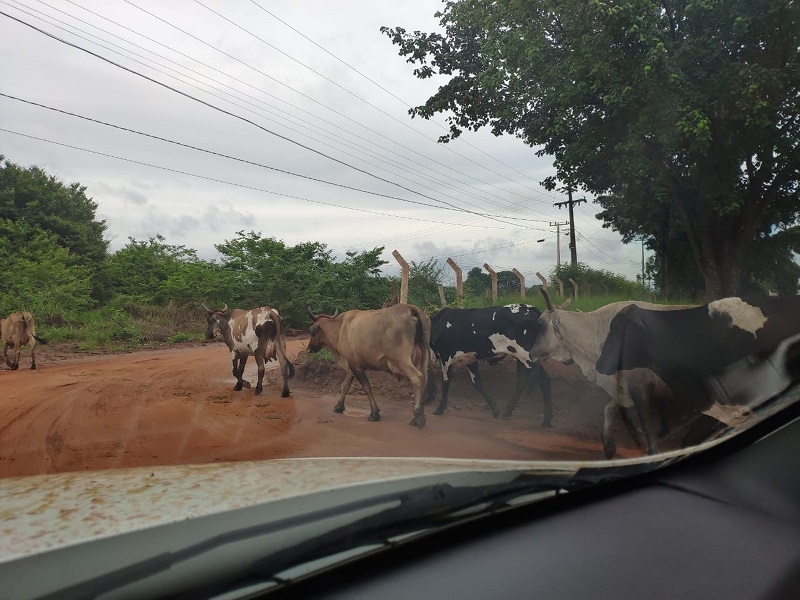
[[0, 0, 646, 284]]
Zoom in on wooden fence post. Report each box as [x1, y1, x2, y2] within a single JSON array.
[[483, 263, 498, 303], [536, 272, 548, 289], [437, 284, 447, 307], [553, 275, 564, 297], [512, 268, 526, 301], [569, 277, 579, 299], [446, 258, 463, 307], [392, 250, 409, 304]]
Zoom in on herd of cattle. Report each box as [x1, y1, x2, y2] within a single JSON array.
[[3, 290, 799, 459]]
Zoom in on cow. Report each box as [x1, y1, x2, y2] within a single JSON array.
[[307, 303, 431, 428], [204, 304, 295, 396], [595, 296, 800, 442], [1, 311, 47, 370], [427, 304, 552, 426], [528, 288, 695, 459]]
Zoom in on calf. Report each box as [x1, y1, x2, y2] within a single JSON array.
[[307, 303, 430, 428], [1, 311, 47, 370], [428, 305, 552, 426]]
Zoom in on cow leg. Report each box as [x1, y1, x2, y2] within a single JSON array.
[[466, 363, 500, 418], [254, 353, 266, 395], [531, 363, 553, 427], [232, 356, 250, 391], [601, 400, 618, 459], [275, 344, 292, 398], [656, 399, 670, 438], [334, 372, 355, 413], [434, 365, 454, 415], [406, 366, 427, 429], [629, 387, 658, 455], [30, 343, 36, 370], [352, 370, 381, 422]]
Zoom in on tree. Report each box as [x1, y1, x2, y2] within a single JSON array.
[[215, 231, 389, 327], [408, 257, 445, 307], [382, 1, 800, 299], [463, 266, 489, 297], [0, 156, 109, 299], [0, 218, 94, 315]]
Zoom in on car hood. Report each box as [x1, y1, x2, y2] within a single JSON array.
[[0, 456, 576, 564]]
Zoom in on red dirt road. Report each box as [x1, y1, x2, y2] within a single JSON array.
[[0, 338, 650, 478]]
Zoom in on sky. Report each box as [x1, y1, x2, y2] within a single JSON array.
[[0, 0, 647, 285]]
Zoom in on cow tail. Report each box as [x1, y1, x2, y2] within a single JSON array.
[[410, 305, 431, 381], [271, 310, 295, 380], [23, 314, 48, 345]]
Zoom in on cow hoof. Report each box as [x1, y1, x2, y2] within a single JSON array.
[[603, 440, 617, 459], [410, 414, 426, 429], [281, 390, 290, 398], [542, 420, 552, 428], [254, 388, 263, 396], [368, 412, 381, 422], [241, 380, 252, 389], [233, 384, 243, 391], [433, 407, 444, 415], [333, 404, 345, 414], [11, 365, 19, 371], [30, 365, 36, 371]]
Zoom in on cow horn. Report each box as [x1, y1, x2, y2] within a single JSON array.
[[201, 302, 212, 313], [221, 303, 229, 313], [307, 307, 318, 322], [540, 286, 554, 311], [331, 308, 339, 318]]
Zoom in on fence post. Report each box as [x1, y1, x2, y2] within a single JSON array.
[[392, 250, 409, 304], [512, 268, 526, 301], [553, 275, 564, 297], [446, 258, 463, 307], [536, 272, 548, 289], [437, 284, 447, 307], [568, 277, 579, 299], [483, 263, 498, 303]]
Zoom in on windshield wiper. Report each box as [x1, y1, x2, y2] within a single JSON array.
[[42, 476, 572, 600]]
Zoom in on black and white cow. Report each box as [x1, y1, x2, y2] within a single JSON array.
[[428, 304, 552, 426], [595, 296, 800, 427]]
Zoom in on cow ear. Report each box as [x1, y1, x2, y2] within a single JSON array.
[[559, 298, 571, 310]]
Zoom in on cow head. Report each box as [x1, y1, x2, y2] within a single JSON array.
[[529, 288, 573, 364], [307, 307, 338, 353], [203, 303, 229, 340]]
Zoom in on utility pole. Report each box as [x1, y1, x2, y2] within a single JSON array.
[[554, 186, 586, 266], [549, 221, 569, 267], [641, 237, 646, 287]]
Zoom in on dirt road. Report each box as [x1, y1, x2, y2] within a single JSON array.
[[0, 338, 650, 478]]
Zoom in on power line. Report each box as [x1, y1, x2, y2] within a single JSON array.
[[120, 0, 542, 207], [1, 94, 558, 230], [0, 9, 551, 232], [0, 127, 521, 231], [246, 0, 556, 196], [10, 0, 560, 222]]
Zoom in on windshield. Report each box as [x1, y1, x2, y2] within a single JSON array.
[[1, 0, 799, 594]]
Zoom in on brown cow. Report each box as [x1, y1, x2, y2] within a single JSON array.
[[205, 304, 295, 396], [1, 311, 47, 370], [307, 303, 431, 428]]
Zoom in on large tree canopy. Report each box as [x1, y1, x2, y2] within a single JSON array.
[[382, 0, 800, 299]]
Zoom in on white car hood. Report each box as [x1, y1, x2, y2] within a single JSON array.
[[0, 457, 575, 564]]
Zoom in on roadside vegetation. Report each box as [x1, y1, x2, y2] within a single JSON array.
[[1, 156, 692, 354]]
